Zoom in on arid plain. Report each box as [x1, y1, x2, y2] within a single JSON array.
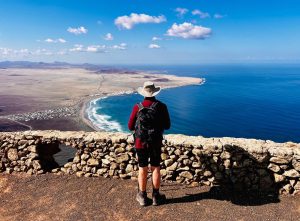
[[0, 67, 202, 131]]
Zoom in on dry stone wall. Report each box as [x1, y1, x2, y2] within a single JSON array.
[[1, 130, 300, 195]]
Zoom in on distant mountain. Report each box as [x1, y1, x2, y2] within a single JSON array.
[[0, 61, 138, 74], [0, 60, 98, 69]]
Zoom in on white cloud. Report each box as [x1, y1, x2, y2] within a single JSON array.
[[86, 45, 106, 53], [18, 49, 29, 54], [166, 22, 212, 39], [104, 33, 114, 41], [57, 38, 67, 43], [114, 13, 166, 30], [44, 38, 67, 43], [33, 49, 53, 56], [0, 47, 13, 55], [69, 44, 107, 53], [67, 26, 88, 35], [69, 44, 84, 52], [111, 43, 127, 50], [214, 14, 225, 19], [152, 36, 162, 41], [57, 50, 68, 55], [192, 9, 210, 19], [0, 47, 32, 57], [148, 44, 161, 49], [69, 43, 127, 52], [45, 38, 55, 43], [0, 47, 69, 57], [175, 8, 188, 17]]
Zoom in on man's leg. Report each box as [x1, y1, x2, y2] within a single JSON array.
[[151, 165, 166, 206], [135, 148, 149, 206], [138, 166, 148, 191], [151, 166, 160, 190], [150, 143, 166, 206]]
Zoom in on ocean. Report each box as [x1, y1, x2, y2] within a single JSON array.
[[86, 64, 300, 143]]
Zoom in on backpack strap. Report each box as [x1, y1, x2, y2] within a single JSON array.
[[149, 101, 159, 110], [137, 102, 144, 111]]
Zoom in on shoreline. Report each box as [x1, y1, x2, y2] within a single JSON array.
[[80, 95, 105, 132], [0, 66, 204, 132], [81, 78, 205, 132]]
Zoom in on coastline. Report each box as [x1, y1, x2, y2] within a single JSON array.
[[80, 95, 105, 132], [0, 67, 204, 132], [81, 78, 205, 132]]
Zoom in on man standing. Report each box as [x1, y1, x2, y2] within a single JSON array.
[[128, 81, 171, 206]]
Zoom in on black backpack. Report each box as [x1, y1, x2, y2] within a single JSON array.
[[134, 102, 162, 143]]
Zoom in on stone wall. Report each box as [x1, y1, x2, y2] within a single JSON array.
[[0, 130, 300, 195]]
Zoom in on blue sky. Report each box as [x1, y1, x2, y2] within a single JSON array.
[[0, 0, 299, 64]]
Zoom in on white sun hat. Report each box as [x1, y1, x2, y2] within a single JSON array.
[[137, 81, 161, 97]]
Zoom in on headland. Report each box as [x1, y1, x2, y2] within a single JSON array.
[[0, 62, 203, 132]]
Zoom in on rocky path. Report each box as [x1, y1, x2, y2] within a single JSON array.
[[0, 173, 299, 221]]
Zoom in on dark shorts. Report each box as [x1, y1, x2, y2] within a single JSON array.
[[135, 145, 161, 167]]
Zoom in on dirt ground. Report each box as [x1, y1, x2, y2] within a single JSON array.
[[0, 173, 299, 221]]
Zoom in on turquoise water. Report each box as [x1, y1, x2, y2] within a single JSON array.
[[87, 64, 300, 143]]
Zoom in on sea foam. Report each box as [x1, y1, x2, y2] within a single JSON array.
[[87, 97, 123, 132]]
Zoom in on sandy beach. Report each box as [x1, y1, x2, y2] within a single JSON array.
[[0, 67, 203, 131]]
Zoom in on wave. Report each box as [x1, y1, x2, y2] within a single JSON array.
[[86, 97, 123, 132], [85, 80, 206, 132], [200, 78, 206, 85]]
